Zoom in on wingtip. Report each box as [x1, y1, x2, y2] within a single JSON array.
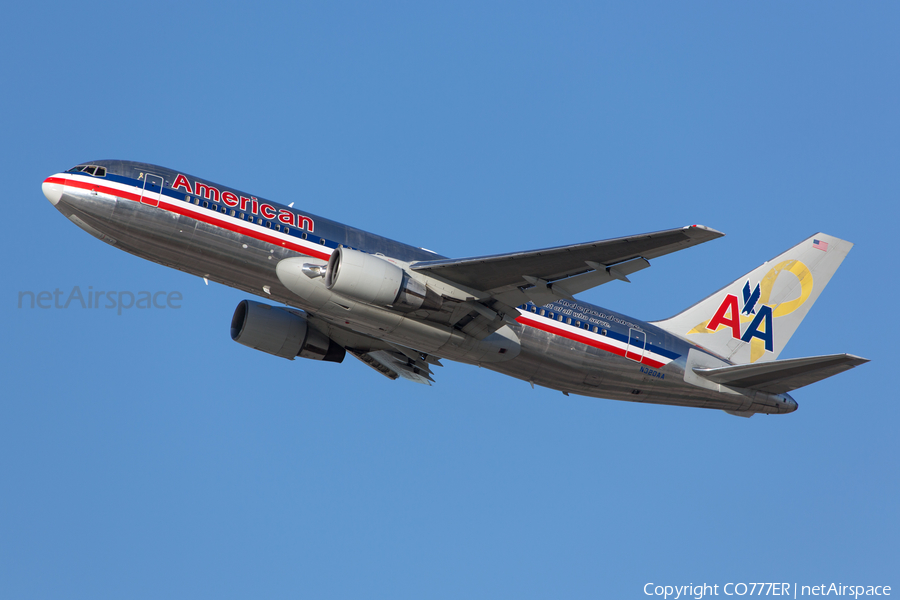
[[684, 224, 726, 238], [844, 354, 870, 366]]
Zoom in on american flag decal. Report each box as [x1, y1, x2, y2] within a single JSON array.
[[813, 239, 828, 251]]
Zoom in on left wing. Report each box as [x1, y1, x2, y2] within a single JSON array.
[[347, 347, 441, 386], [307, 313, 440, 386]]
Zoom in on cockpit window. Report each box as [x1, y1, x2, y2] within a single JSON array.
[[67, 165, 107, 177]]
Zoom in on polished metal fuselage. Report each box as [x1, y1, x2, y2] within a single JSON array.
[[45, 160, 796, 415]]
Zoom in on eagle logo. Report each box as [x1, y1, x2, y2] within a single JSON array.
[[741, 281, 761, 315]]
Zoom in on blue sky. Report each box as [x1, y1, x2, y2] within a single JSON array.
[[2, 2, 897, 598]]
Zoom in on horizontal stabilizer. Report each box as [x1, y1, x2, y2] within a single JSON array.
[[693, 353, 868, 395]]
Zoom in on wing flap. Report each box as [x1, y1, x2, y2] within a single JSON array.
[[693, 353, 869, 394], [348, 348, 400, 381], [347, 348, 436, 386]]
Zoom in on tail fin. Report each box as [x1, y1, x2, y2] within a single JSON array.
[[653, 233, 853, 364]]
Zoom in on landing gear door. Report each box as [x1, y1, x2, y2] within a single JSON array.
[[141, 173, 164, 207], [626, 328, 646, 362]]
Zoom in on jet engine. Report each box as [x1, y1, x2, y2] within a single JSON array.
[[230, 300, 345, 362], [324, 247, 442, 312]]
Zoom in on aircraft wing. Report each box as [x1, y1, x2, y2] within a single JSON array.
[[410, 224, 723, 307], [693, 353, 869, 395], [346, 347, 440, 386]]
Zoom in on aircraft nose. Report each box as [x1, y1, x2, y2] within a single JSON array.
[[42, 177, 64, 206]]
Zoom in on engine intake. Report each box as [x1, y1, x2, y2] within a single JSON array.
[[324, 247, 441, 312], [230, 300, 345, 362]]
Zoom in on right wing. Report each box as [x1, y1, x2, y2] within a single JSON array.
[[411, 224, 723, 307], [407, 225, 723, 338]]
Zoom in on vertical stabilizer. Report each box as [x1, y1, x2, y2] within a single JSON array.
[[652, 233, 852, 364]]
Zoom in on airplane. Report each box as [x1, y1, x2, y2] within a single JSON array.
[[42, 160, 868, 417]]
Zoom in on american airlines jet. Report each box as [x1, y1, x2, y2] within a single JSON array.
[[42, 160, 867, 417]]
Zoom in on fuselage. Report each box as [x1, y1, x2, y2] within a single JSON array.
[[43, 160, 797, 415]]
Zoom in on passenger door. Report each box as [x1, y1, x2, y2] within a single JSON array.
[[625, 328, 646, 362], [140, 173, 165, 207]]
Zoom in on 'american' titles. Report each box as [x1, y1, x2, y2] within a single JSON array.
[[172, 174, 314, 232]]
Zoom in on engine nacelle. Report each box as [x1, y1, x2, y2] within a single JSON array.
[[230, 300, 345, 362], [324, 247, 441, 312]]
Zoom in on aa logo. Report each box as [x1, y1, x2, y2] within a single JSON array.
[[707, 281, 773, 352], [687, 259, 815, 362]]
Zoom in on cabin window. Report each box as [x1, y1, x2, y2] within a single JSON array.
[[284, 227, 290, 235], [539, 309, 546, 317], [557, 314, 564, 322], [257, 217, 264, 225], [184, 195, 190, 202], [601, 328, 607, 336], [265, 221, 272, 229], [301, 233, 308, 240], [319, 238, 326, 245], [566, 317, 572, 325], [274, 224, 281, 231], [229, 209, 235, 216], [239, 213, 245, 219], [220, 206, 227, 214], [202, 201, 209, 208]]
